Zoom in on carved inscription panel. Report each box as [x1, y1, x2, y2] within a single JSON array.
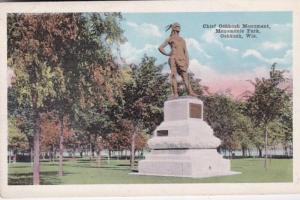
[[157, 130, 168, 136], [189, 103, 202, 119]]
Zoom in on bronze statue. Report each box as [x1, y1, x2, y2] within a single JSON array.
[[158, 22, 197, 97]]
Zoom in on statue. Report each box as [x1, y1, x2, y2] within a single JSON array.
[[138, 23, 238, 177], [158, 22, 197, 97]]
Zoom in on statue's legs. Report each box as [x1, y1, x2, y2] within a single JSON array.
[[180, 71, 197, 96], [169, 58, 178, 97]]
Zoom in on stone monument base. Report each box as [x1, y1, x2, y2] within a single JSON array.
[[137, 96, 240, 178], [138, 149, 239, 178]]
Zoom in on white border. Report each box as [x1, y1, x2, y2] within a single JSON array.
[[0, 0, 299, 198]]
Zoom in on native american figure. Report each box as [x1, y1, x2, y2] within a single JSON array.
[[158, 22, 197, 97]]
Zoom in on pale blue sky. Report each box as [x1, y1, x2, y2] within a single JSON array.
[[118, 12, 292, 96]]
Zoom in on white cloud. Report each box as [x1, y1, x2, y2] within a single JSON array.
[[126, 21, 163, 38], [185, 38, 212, 59], [243, 49, 292, 65], [272, 49, 292, 65], [126, 21, 138, 28], [243, 49, 266, 61], [262, 41, 287, 50], [189, 59, 270, 97], [225, 46, 239, 53], [201, 29, 221, 45], [119, 42, 158, 64], [201, 29, 239, 54]]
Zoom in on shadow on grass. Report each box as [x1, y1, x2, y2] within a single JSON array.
[[225, 156, 293, 160], [117, 164, 131, 167], [8, 171, 73, 185], [76, 160, 96, 163], [72, 164, 130, 171], [8, 165, 32, 169]]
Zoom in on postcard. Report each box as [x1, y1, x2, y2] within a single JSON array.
[[0, 0, 299, 198]]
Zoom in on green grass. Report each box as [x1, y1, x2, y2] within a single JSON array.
[[8, 158, 292, 185]]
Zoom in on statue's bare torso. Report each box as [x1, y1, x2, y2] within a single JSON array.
[[169, 36, 186, 60]]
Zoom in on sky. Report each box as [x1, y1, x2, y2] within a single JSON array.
[[117, 12, 292, 98]]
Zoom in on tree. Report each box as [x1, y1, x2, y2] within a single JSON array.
[[8, 118, 29, 163], [40, 113, 74, 161], [8, 14, 62, 184], [246, 63, 289, 169], [8, 87, 35, 161], [49, 12, 125, 176], [204, 94, 239, 156], [72, 102, 114, 166], [279, 93, 293, 156], [248, 126, 265, 158], [122, 56, 169, 170], [7, 13, 125, 183], [66, 13, 126, 168], [178, 72, 205, 97], [232, 113, 255, 157]]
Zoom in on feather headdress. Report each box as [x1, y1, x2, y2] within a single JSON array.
[[165, 24, 173, 32], [165, 22, 181, 32]]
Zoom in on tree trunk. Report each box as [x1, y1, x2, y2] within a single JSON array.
[[284, 144, 288, 157], [264, 125, 268, 170], [125, 150, 128, 160], [92, 146, 95, 158], [258, 147, 262, 158], [8, 149, 11, 164], [269, 146, 273, 165], [248, 148, 251, 157], [130, 132, 136, 171], [51, 145, 55, 162], [54, 148, 57, 161], [33, 111, 40, 185], [89, 144, 92, 160], [58, 114, 64, 176], [84, 148, 87, 158], [72, 148, 76, 160], [13, 149, 17, 163], [242, 147, 246, 157], [96, 149, 101, 167], [107, 150, 111, 164], [30, 147, 33, 165]]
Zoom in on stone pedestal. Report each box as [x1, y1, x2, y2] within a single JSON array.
[[138, 96, 239, 178]]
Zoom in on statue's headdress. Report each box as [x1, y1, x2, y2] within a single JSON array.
[[165, 22, 181, 32]]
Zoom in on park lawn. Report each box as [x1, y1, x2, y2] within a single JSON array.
[[8, 158, 292, 185]]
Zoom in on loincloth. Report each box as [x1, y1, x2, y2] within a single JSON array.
[[169, 56, 188, 73]]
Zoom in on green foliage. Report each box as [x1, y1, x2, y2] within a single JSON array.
[[244, 63, 292, 162], [279, 94, 293, 147], [8, 118, 29, 151], [232, 113, 255, 150], [122, 55, 169, 134], [204, 94, 239, 149], [8, 87, 34, 146], [7, 13, 126, 181], [7, 13, 293, 173], [246, 64, 287, 126], [178, 73, 205, 97]]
